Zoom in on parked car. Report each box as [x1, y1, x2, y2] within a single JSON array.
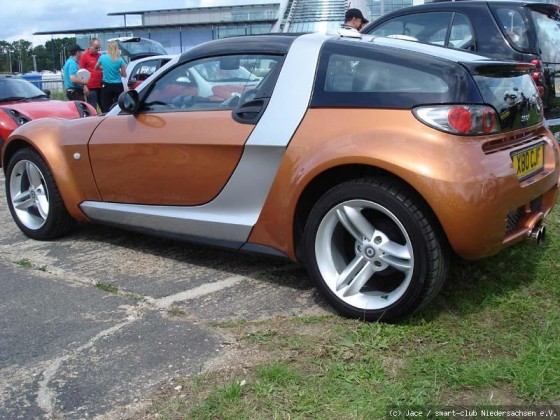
[[3, 33, 559, 321], [125, 55, 177, 90], [362, 1, 560, 141], [0, 75, 96, 166]]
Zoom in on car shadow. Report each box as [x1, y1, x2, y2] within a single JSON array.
[[69, 222, 316, 291], [66, 223, 545, 323]]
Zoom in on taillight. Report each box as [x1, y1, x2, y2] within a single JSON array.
[[413, 105, 499, 135], [530, 59, 545, 97]]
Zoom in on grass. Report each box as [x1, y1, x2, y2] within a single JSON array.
[[95, 282, 119, 294], [15, 258, 47, 272], [50, 91, 67, 101], [15, 258, 33, 268], [139, 207, 560, 418]]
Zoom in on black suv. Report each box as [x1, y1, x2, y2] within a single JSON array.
[[362, 1, 560, 140]]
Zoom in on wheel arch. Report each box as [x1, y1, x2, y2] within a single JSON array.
[[3, 134, 98, 222], [292, 164, 450, 262], [3, 138, 38, 172]]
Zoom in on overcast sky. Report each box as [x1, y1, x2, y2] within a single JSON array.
[[4, 0, 278, 47]]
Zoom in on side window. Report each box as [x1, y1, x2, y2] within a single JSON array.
[[324, 54, 448, 94], [131, 59, 159, 82], [311, 45, 462, 109], [531, 11, 560, 63], [368, 12, 453, 46], [142, 55, 281, 112], [494, 7, 530, 50], [448, 13, 475, 51]]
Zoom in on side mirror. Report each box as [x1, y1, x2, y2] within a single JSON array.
[[118, 90, 140, 114], [42, 89, 51, 98]]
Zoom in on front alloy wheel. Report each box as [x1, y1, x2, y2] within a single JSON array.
[[6, 148, 75, 239], [9, 159, 50, 231]]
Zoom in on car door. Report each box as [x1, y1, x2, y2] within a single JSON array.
[[88, 54, 282, 206]]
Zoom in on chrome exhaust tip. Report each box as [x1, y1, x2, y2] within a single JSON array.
[[529, 224, 546, 246]]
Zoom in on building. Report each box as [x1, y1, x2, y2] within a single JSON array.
[[34, 0, 419, 55]]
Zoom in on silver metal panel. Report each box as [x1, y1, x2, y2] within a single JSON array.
[[81, 34, 329, 244], [245, 33, 326, 147]]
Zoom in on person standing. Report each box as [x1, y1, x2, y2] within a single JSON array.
[[342, 8, 369, 31], [79, 38, 103, 110], [63, 44, 89, 101], [94, 40, 127, 112]]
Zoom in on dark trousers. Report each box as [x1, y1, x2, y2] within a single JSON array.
[[66, 88, 84, 101], [100, 82, 124, 113], [86, 88, 102, 110]]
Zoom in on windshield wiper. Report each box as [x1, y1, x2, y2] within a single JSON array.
[[0, 96, 28, 102], [28, 94, 49, 99]]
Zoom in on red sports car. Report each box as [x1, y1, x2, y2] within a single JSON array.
[[0, 75, 96, 165]]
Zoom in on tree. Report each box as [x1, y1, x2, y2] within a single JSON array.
[[11, 39, 33, 73], [0, 36, 76, 73], [44, 37, 77, 71], [0, 40, 14, 73]]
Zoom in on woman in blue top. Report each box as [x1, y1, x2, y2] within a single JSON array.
[[95, 41, 127, 112]]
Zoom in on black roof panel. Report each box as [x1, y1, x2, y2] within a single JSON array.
[[178, 34, 300, 63]]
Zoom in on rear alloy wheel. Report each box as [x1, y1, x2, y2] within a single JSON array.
[[304, 177, 449, 322], [6, 148, 75, 240]]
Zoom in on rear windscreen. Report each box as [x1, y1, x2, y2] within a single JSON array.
[[532, 10, 560, 63], [474, 72, 543, 131], [118, 40, 168, 63]]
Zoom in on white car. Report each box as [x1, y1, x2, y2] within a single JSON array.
[[124, 54, 178, 90]]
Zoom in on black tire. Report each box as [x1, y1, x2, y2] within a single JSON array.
[[6, 148, 75, 240], [303, 177, 449, 322]]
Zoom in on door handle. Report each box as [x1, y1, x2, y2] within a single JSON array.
[[232, 99, 267, 124]]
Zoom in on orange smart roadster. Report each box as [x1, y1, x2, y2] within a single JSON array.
[[3, 33, 559, 321]]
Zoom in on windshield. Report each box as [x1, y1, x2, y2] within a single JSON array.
[[474, 72, 542, 131], [532, 10, 560, 63], [0, 77, 46, 102], [191, 61, 261, 83]]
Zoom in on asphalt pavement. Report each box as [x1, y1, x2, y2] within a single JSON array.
[[0, 171, 330, 418]]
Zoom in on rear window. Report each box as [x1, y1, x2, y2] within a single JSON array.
[[494, 7, 530, 50], [474, 72, 543, 130], [117, 39, 168, 64], [532, 11, 560, 63], [324, 54, 449, 94], [311, 41, 479, 109]]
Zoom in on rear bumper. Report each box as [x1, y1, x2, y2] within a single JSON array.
[[421, 131, 560, 260]]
